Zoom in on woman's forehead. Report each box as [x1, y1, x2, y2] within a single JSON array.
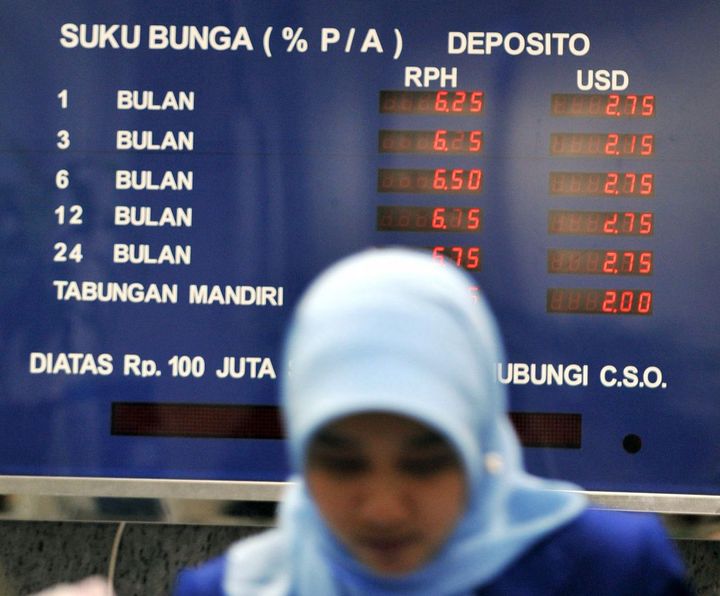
[[310, 412, 451, 450]]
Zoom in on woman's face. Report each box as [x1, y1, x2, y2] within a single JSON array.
[[306, 413, 467, 576]]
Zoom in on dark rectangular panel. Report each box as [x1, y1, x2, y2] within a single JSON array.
[[509, 412, 582, 449], [111, 403, 283, 439]]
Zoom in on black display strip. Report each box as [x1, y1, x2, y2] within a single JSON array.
[[113, 403, 580, 448], [111, 403, 283, 439], [509, 412, 582, 448]]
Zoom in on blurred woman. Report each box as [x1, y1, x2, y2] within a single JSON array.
[[175, 248, 691, 595]]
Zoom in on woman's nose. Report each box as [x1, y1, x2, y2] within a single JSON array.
[[357, 476, 412, 526]]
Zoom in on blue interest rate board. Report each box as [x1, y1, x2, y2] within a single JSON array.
[[0, 1, 718, 493]]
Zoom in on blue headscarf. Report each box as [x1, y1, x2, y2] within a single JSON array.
[[225, 248, 586, 595]]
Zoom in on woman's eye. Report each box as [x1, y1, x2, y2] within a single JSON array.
[[311, 456, 367, 475], [400, 454, 458, 477]]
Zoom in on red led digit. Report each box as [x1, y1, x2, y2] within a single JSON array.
[[434, 130, 448, 152], [468, 208, 481, 230], [621, 212, 636, 233], [641, 95, 655, 116], [603, 251, 618, 274], [640, 173, 654, 195], [605, 133, 619, 155], [622, 172, 636, 194], [450, 169, 463, 190], [603, 212, 619, 234], [451, 91, 467, 112], [448, 246, 461, 266], [469, 131, 483, 152], [470, 91, 484, 112], [622, 134, 637, 154], [619, 291, 633, 313], [621, 251, 635, 273], [639, 252, 653, 274], [435, 90, 449, 112], [603, 172, 620, 195], [432, 207, 445, 229], [638, 291, 653, 314], [466, 247, 480, 269], [606, 94, 620, 116], [640, 134, 654, 155], [602, 290, 617, 313], [626, 95, 638, 115], [639, 212, 653, 234]]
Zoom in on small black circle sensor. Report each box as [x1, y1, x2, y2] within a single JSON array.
[[623, 434, 642, 454]]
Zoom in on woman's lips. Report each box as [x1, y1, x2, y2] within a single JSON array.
[[356, 534, 420, 559]]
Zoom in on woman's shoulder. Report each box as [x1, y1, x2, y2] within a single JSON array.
[[173, 529, 287, 596], [173, 553, 227, 596], [556, 507, 673, 551], [479, 508, 692, 595]]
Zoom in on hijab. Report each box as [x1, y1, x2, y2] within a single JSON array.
[[225, 248, 586, 595]]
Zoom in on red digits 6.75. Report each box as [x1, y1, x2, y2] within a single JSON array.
[[431, 246, 481, 270]]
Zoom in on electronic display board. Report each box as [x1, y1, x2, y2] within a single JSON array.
[[0, 0, 718, 501]]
